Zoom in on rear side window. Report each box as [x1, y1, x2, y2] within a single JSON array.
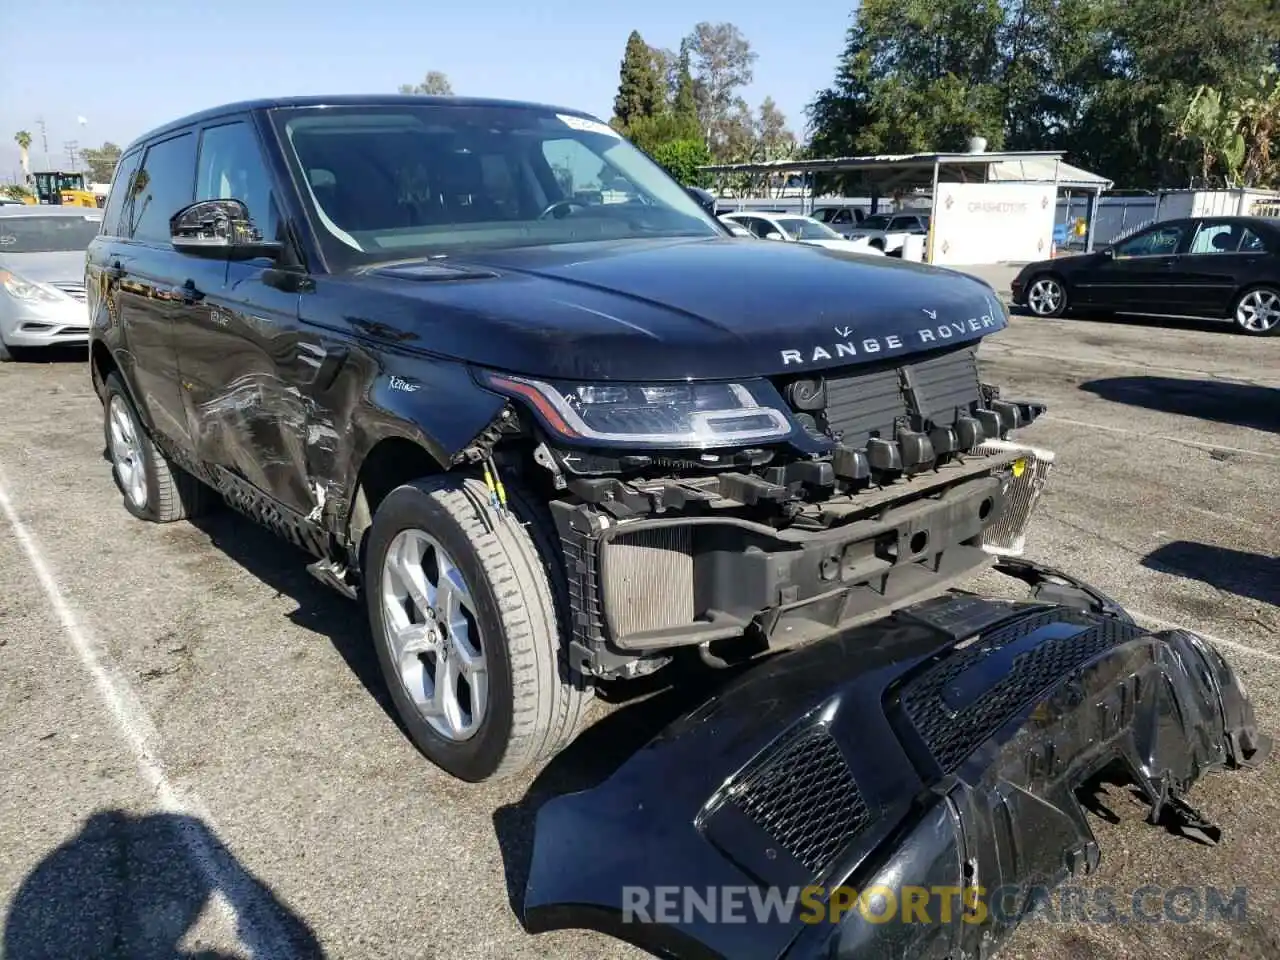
[[100, 150, 142, 238], [125, 132, 196, 244]]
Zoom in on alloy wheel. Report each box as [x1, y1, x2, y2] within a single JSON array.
[[107, 395, 147, 509], [1028, 278, 1064, 316], [1236, 288, 1280, 334], [380, 529, 488, 742]]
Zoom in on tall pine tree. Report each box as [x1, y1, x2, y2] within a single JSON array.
[[613, 31, 664, 133]]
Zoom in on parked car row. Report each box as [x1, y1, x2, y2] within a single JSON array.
[[717, 210, 885, 255]]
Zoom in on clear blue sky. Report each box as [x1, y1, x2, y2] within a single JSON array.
[[0, 0, 853, 182]]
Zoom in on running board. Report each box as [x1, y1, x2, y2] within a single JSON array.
[[306, 558, 359, 600]]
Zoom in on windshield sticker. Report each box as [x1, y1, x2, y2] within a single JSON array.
[[556, 114, 620, 138]]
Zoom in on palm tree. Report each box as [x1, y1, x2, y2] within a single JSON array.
[[14, 130, 32, 182]]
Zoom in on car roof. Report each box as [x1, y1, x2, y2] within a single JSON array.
[[122, 93, 603, 155], [0, 204, 102, 218]]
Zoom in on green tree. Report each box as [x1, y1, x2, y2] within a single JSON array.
[[809, 0, 1280, 189], [398, 71, 454, 95], [672, 40, 698, 121], [612, 30, 664, 132], [648, 138, 712, 186], [13, 130, 32, 180], [80, 142, 122, 183], [686, 21, 757, 154]]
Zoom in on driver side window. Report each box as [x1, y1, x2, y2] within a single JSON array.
[[1115, 224, 1183, 257]]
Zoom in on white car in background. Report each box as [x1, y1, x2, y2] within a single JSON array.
[[845, 212, 931, 255], [719, 212, 885, 256]]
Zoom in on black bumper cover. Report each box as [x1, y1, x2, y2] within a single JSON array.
[[523, 573, 1269, 960]]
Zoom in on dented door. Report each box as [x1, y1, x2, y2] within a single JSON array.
[[176, 264, 322, 515]]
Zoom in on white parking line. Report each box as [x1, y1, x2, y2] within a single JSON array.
[[0, 468, 297, 959], [1126, 607, 1280, 664]]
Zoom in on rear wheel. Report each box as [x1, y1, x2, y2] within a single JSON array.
[[102, 373, 212, 522], [1232, 286, 1280, 336], [364, 474, 591, 782], [1026, 275, 1068, 317]]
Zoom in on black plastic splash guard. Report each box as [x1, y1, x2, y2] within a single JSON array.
[[521, 591, 1270, 960]]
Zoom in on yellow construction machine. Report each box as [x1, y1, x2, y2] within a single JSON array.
[[22, 171, 101, 207]]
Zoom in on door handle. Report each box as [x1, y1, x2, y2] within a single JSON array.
[[172, 279, 205, 305]]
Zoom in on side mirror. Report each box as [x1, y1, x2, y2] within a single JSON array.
[[765, 231, 785, 241], [169, 199, 282, 261], [684, 185, 717, 216]]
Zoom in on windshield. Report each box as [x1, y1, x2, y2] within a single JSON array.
[[860, 215, 892, 230], [777, 217, 841, 241], [271, 104, 723, 269], [0, 214, 101, 252]]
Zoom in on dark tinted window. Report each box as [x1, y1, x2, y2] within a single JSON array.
[[1240, 227, 1267, 252], [271, 103, 718, 269], [1115, 223, 1184, 257], [0, 213, 103, 252], [196, 121, 279, 240], [100, 150, 142, 238], [126, 132, 196, 244]]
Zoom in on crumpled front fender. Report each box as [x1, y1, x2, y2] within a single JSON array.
[[522, 591, 1269, 960]]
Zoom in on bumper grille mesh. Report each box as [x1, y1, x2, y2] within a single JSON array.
[[726, 722, 871, 875], [50, 281, 87, 303], [901, 611, 1140, 774], [602, 527, 695, 636], [978, 439, 1055, 556]]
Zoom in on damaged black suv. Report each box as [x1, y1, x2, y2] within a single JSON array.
[[87, 95, 1048, 782]]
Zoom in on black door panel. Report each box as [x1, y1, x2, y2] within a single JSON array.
[[177, 263, 315, 515]]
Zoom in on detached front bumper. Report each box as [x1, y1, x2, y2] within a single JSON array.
[[523, 568, 1270, 960]]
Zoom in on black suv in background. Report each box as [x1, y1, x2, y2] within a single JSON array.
[[87, 95, 1048, 782]]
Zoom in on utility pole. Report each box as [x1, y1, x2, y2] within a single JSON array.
[[65, 140, 79, 172], [37, 117, 49, 169]]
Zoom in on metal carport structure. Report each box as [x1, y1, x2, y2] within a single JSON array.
[[700, 151, 1115, 257]]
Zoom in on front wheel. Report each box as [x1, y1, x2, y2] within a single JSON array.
[[1232, 286, 1280, 336], [1026, 275, 1068, 317], [363, 475, 591, 782]]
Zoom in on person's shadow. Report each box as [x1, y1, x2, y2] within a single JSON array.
[[4, 809, 324, 960]]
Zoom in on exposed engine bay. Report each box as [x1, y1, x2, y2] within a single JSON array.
[[482, 342, 1052, 679]]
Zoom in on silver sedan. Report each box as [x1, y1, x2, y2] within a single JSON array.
[[0, 205, 102, 360]]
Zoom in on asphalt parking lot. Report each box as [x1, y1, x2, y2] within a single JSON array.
[[1, 309, 1277, 960]]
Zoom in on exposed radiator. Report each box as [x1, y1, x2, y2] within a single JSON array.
[[601, 526, 696, 637], [976, 439, 1055, 556]]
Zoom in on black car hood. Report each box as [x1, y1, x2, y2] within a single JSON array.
[[522, 590, 1269, 960], [342, 238, 1006, 381]]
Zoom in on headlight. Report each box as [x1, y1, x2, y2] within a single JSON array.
[[0, 272, 64, 303], [478, 372, 794, 447]]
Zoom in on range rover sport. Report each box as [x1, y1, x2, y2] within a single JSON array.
[[86, 95, 1049, 782]]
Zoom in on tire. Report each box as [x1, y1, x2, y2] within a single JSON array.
[[364, 474, 591, 782], [1025, 274, 1068, 317], [1231, 285, 1280, 336], [102, 372, 213, 522]]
